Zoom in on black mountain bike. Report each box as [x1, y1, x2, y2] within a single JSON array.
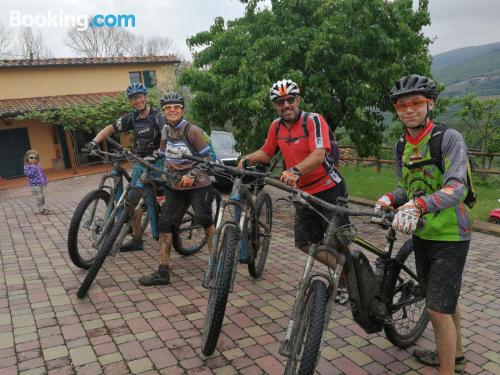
[[182, 154, 273, 356], [264, 178, 428, 375], [75, 138, 220, 298]]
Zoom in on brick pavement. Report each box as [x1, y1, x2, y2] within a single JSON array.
[[0, 174, 499, 374]]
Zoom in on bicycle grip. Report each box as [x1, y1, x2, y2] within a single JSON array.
[[264, 177, 295, 193]]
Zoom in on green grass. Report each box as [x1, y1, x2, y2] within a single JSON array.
[[341, 165, 500, 222]]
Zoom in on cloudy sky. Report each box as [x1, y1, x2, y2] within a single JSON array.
[[1, 0, 499, 59]]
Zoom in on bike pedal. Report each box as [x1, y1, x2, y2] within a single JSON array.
[[383, 317, 394, 327], [335, 290, 349, 305]]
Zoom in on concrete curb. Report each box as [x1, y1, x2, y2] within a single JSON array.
[[349, 196, 500, 237]]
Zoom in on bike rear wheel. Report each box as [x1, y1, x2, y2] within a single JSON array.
[[68, 189, 110, 269], [248, 192, 272, 278], [384, 239, 429, 348], [76, 208, 131, 298], [173, 189, 221, 256], [285, 279, 328, 375], [201, 224, 238, 356]]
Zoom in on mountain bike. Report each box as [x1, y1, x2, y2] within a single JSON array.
[[68, 141, 219, 269], [263, 178, 429, 375], [182, 154, 273, 356], [75, 138, 220, 298]]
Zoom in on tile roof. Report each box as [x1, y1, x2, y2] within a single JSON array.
[[0, 55, 180, 69], [0, 92, 121, 117]]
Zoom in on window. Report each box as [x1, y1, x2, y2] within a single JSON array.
[[143, 71, 157, 88], [129, 72, 141, 84], [128, 70, 157, 88]]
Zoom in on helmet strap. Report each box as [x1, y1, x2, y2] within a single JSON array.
[[402, 103, 431, 130], [137, 104, 150, 118]]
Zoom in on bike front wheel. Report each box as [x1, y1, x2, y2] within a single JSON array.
[[201, 223, 238, 356], [285, 279, 328, 375], [383, 239, 429, 348], [248, 192, 272, 278], [173, 189, 221, 256], [68, 189, 110, 269], [76, 207, 131, 298]]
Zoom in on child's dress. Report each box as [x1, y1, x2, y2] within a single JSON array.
[[24, 163, 49, 214]]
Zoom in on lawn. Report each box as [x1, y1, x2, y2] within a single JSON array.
[[340, 165, 500, 222]]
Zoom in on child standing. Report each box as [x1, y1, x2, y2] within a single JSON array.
[[23, 150, 52, 215]]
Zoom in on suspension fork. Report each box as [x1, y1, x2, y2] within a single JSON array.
[[84, 174, 119, 229], [91, 184, 129, 249]]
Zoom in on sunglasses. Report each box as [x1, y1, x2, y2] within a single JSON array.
[[274, 96, 297, 107], [394, 98, 431, 112], [163, 104, 184, 111], [28, 156, 39, 160]]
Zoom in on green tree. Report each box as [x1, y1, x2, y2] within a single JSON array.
[[180, 0, 432, 156], [454, 94, 500, 167]]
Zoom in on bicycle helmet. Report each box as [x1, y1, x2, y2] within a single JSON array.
[[160, 92, 185, 107], [125, 83, 148, 98], [389, 74, 438, 102], [269, 79, 300, 101]]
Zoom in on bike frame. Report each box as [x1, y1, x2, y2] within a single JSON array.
[[204, 176, 259, 291], [84, 150, 162, 253], [278, 192, 422, 359]]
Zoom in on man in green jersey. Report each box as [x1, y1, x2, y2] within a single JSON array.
[[375, 75, 471, 374]]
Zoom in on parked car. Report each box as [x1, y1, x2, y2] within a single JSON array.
[[210, 131, 240, 190], [210, 130, 267, 191]]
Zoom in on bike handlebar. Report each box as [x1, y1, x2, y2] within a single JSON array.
[[264, 177, 395, 220], [104, 137, 168, 176], [181, 153, 272, 179]]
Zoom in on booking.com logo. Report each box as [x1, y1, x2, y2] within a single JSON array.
[[9, 11, 136, 31]]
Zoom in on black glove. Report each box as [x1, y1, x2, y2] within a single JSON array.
[[84, 141, 100, 154]]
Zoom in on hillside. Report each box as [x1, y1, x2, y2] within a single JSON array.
[[432, 42, 500, 97]]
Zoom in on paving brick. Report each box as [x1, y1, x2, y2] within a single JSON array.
[[147, 347, 177, 369], [43, 345, 69, 361], [1, 178, 498, 375], [127, 357, 153, 374], [69, 345, 97, 366]]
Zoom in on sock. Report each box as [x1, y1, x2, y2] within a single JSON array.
[[158, 264, 169, 276], [132, 234, 142, 242]]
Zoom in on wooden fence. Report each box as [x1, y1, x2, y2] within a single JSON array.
[[339, 145, 500, 175]]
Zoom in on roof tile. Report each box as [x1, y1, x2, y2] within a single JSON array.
[[0, 92, 121, 117]]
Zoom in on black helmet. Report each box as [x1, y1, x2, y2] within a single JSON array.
[[389, 74, 438, 102], [160, 92, 184, 107]]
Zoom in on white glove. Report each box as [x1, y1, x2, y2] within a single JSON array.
[[392, 200, 422, 234]]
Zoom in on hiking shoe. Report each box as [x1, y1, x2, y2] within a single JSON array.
[[138, 270, 170, 286], [413, 349, 467, 373], [120, 239, 144, 252]]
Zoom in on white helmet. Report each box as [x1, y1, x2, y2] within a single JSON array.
[[269, 79, 300, 101]]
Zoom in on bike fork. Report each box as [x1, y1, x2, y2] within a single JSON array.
[[92, 188, 128, 249], [279, 251, 316, 357]]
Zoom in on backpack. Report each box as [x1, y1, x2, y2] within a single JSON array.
[[274, 112, 342, 187], [395, 123, 477, 208], [181, 122, 217, 161]]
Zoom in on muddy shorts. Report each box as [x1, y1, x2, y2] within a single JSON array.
[[413, 236, 469, 314], [158, 186, 214, 233]]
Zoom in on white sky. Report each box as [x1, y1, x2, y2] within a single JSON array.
[[1, 0, 499, 59]]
